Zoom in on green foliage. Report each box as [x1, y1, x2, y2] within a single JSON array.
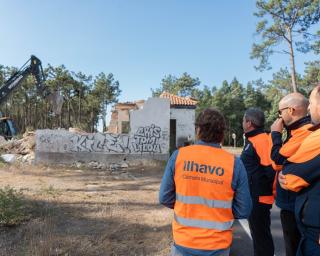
[[0, 63, 121, 134], [194, 86, 216, 115], [302, 61, 320, 93], [0, 186, 26, 226], [191, 62, 319, 146], [251, 0, 320, 91], [152, 72, 200, 97], [212, 79, 246, 146], [92, 72, 121, 131]]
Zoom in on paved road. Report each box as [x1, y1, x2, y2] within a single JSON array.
[[231, 206, 286, 256]]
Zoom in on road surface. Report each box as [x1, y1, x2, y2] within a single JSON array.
[[231, 206, 286, 256]]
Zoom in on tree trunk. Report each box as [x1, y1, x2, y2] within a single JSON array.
[[34, 102, 37, 129], [68, 98, 71, 128], [45, 102, 48, 128], [59, 113, 62, 128], [91, 107, 94, 133], [288, 30, 297, 92], [78, 91, 81, 124], [102, 106, 107, 132]]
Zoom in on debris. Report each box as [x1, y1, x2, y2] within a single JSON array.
[[109, 163, 121, 171], [68, 127, 89, 135], [120, 162, 129, 168], [0, 136, 6, 146], [73, 162, 83, 168], [0, 131, 35, 155], [1, 154, 17, 163], [87, 161, 103, 169], [0, 131, 35, 164]]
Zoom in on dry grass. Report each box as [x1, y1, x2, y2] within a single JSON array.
[[0, 147, 243, 256], [0, 165, 172, 256]]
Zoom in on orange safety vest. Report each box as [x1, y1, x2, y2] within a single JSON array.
[[173, 145, 235, 250], [248, 133, 275, 205], [270, 124, 312, 199], [279, 124, 313, 161]]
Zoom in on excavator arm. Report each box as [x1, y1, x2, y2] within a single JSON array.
[[0, 55, 63, 139], [0, 55, 63, 115]]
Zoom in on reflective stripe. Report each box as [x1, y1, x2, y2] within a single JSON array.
[[176, 193, 232, 209], [174, 213, 234, 231]]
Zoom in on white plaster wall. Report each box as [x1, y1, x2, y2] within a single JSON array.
[[170, 108, 196, 147], [130, 98, 170, 154], [36, 98, 171, 156]]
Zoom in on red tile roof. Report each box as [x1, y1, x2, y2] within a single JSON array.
[[159, 92, 197, 106]]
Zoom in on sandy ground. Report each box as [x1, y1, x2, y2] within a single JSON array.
[[0, 147, 243, 256], [0, 163, 172, 256]]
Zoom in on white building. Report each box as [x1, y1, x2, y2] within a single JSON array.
[[159, 92, 197, 152]]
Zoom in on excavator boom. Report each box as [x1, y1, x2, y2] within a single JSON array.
[[0, 55, 63, 138]]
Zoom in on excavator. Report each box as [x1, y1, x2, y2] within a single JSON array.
[[0, 55, 63, 139]]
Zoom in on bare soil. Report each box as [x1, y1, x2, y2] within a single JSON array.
[[0, 163, 172, 256]]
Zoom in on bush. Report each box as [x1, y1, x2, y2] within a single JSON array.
[[0, 186, 26, 226]]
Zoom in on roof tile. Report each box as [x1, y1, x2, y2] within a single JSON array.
[[159, 92, 197, 106]]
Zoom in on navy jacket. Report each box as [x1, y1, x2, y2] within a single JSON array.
[[241, 128, 275, 204]]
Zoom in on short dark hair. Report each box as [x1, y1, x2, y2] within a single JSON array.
[[195, 108, 226, 143], [244, 108, 265, 129]]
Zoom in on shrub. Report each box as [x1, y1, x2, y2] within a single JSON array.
[[0, 186, 26, 226]]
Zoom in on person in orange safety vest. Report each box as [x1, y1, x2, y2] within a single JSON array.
[[270, 93, 311, 256], [279, 85, 320, 256], [241, 108, 276, 256], [159, 108, 252, 256]]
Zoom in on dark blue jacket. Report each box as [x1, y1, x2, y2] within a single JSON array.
[[241, 128, 275, 204]]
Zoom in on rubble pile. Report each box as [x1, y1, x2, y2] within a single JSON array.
[[0, 131, 35, 164]]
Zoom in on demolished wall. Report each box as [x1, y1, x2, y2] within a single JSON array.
[[36, 98, 170, 166]]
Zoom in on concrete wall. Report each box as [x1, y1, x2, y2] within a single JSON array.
[[36, 98, 170, 166], [170, 108, 195, 147], [130, 97, 170, 154]]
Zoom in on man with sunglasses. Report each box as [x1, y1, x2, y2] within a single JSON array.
[[270, 93, 311, 256], [278, 86, 320, 255]]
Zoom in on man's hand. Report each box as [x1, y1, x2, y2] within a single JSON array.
[[271, 118, 284, 133], [278, 171, 288, 190]]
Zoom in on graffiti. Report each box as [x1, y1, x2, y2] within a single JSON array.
[[69, 133, 131, 153], [132, 124, 162, 153], [37, 124, 166, 154], [104, 134, 131, 153]]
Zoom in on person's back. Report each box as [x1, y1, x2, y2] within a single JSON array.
[[159, 108, 252, 256], [173, 144, 236, 250], [241, 108, 276, 256]]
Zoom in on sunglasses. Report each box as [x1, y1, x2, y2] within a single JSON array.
[[278, 107, 294, 115]]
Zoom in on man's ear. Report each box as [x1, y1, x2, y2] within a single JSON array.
[[288, 107, 294, 115], [195, 127, 200, 139], [245, 120, 251, 129]]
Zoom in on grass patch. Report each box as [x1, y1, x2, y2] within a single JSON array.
[[39, 185, 61, 198], [0, 186, 27, 226]]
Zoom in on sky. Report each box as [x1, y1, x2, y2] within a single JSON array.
[[0, 1, 317, 102]]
